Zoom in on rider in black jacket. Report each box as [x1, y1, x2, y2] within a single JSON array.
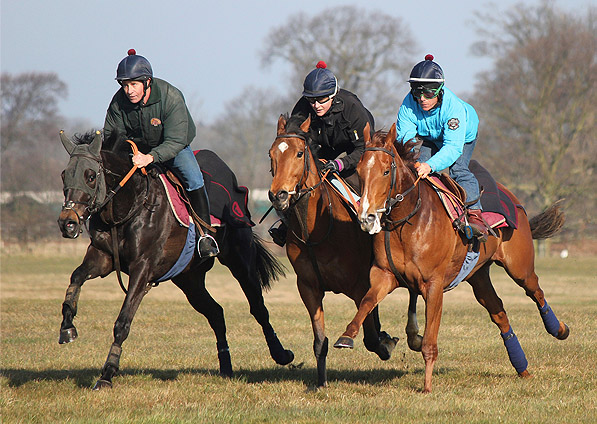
[[270, 61, 375, 246]]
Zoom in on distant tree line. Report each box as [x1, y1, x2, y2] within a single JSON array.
[[1, 2, 595, 244]]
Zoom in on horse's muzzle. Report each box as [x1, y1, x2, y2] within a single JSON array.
[[58, 209, 82, 239], [269, 190, 290, 211], [359, 213, 382, 235]]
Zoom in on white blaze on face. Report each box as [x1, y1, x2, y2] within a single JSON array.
[[278, 142, 289, 153]]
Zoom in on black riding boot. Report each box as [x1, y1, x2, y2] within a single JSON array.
[[188, 187, 219, 257]]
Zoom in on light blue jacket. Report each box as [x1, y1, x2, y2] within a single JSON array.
[[396, 87, 479, 172]]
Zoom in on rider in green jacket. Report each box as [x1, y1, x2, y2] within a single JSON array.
[[104, 49, 219, 257]]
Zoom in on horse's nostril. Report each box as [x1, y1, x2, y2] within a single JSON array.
[[366, 214, 376, 224], [277, 191, 289, 201]]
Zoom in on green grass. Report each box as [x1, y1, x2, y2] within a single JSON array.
[[1, 247, 596, 423]]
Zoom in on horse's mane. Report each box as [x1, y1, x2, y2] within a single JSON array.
[[369, 130, 419, 172], [72, 130, 130, 172]]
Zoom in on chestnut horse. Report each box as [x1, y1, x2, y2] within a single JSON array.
[[335, 125, 569, 393], [268, 115, 418, 388], [57, 131, 294, 390]]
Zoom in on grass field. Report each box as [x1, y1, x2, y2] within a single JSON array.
[[1, 242, 596, 423]]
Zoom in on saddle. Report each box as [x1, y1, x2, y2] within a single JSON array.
[[151, 150, 255, 229], [426, 160, 520, 232]]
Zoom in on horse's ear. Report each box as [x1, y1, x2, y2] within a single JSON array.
[[90, 130, 102, 157], [300, 115, 311, 133], [277, 115, 287, 135], [386, 123, 397, 147], [60, 130, 76, 155], [363, 122, 371, 144]]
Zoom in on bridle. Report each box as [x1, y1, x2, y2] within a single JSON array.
[[272, 132, 333, 246], [363, 146, 422, 227]]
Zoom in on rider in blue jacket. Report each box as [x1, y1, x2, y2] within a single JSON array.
[[396, 54, 487, 241]]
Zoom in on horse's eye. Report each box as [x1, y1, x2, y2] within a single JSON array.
[[297, 151, 304, 158], [383, 170, 390, 176], [88, 174, 96, 183]]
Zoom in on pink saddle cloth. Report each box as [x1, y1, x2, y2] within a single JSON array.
[[157, 174, 221, 228]]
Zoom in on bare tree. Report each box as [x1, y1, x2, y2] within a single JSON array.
[[470, 1, 597, 236], [1, 72, 69, 191], [195, 86, 293, 189], [260, 6, 417, 127]]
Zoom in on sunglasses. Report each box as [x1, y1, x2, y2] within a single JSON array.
[[411, 83, 444, 100], [305, 95, 332, 104]]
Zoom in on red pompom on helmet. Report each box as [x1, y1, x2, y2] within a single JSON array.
[[425, 54, 434, 61], [116, 49, 153, 82], [316, 61, 327, 69]]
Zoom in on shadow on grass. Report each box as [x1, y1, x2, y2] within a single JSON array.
[[0, 363, 462, 391]]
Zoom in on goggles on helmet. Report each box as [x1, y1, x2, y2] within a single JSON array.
[[411, 83, 444, 100]]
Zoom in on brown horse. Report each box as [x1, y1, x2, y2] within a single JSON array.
[[334, 124, 569, 393], [268, 115, 415, 387]]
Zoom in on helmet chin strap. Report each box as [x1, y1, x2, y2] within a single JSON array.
[[141, 78, 151, 106]]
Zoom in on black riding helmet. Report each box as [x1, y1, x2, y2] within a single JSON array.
[[116, 49, 153, 82], [302, 61, 338, 98]]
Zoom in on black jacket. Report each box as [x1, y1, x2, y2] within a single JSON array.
[[291, 89, 374, 175]]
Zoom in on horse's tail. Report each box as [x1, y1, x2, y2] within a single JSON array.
[[253, 233, 286, 291], [529, 199, 565, 240]]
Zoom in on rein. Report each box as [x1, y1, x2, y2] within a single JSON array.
[[273, 132, 336, 290], [363, 146, 422, 227]]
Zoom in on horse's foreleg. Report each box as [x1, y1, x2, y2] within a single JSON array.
[[468, 266, 530, 378], [406, 289, 423, 352], [94, 274, 151, 390], [297, 279, 327, 388], [334, 266, 396, 350], [59, 245, 112, 344], [420, 283, 444, 394], [361, 308, 399, 361]]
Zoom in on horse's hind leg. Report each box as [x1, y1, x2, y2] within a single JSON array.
[[467, 264, 530, 378], [218, 229, 293, 366], [173, 266, 233, 378], [59, 245, 113, 344], [500, 226, 569, 340]]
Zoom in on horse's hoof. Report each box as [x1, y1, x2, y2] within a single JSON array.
[[518, 370, 532, 378], [59, 327, 78, 344], [276, 349, 295, 366], [376, 333, 399, 360], [333, 336, 354, 349], [407, 334, 423, 352], [92, 379, 112, 390], [557, 323, 570, 340]]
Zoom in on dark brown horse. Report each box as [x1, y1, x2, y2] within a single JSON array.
[[57, 131, 294, 390], [268, 115, 416, 388], [335, 125, 569, 393]]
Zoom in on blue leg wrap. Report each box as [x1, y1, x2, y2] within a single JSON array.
[[501, 327, 528, 374], [538, 301, 560, 337]]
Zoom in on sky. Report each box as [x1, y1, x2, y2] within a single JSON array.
[[2, 0, 594, 129]]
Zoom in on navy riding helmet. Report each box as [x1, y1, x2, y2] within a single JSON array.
[[408, 54, 445, 85], [302, 61, 338, 98], [116, 49, 153, 82]]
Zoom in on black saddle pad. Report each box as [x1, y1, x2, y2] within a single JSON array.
[[469, 160, 519, 229], [195, 149, 255, 228]]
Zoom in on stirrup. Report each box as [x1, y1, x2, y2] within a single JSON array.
[[198, 234, 219, 257]]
